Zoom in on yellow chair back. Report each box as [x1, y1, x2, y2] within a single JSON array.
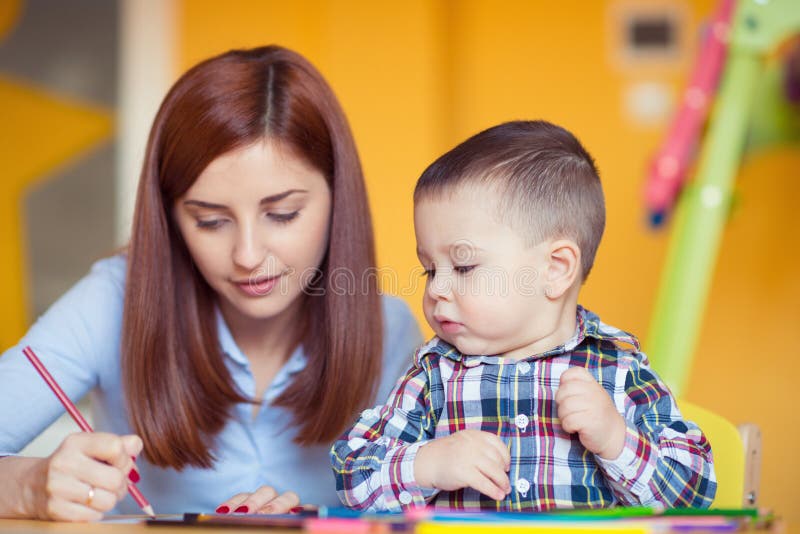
[[678, 399, 744, 508]]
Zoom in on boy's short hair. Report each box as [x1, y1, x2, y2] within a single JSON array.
[[414, 120, 605, 280]]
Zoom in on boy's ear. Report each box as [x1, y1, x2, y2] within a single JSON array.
[[545, 239, 581, 299]]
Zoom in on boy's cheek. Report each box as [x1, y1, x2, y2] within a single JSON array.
[[421, 300, 437, 328], [461, 295, 506, 325]]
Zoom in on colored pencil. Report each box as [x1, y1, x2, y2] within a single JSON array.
[[23, 345, 155, 517], [422, 506, 759, 522]]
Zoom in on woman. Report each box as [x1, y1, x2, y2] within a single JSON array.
[[0, 45, 421, 521]]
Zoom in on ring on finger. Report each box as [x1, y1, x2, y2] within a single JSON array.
[[86, 486, 95, 507]]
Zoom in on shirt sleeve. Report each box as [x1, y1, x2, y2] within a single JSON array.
[[0, 257, 126, 455], [594, 352, 717, 508], [330, 354, 440, 512]]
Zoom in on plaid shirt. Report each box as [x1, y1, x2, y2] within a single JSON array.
[[331, 306, 716, 512]]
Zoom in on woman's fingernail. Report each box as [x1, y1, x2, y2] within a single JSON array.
[[128, 469, 140, 483], [234, 505, 249, 513], [215, 505, 230, 514], [289, 506, 304, 514]]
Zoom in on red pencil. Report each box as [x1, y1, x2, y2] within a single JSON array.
[[22, 345, 155, 517]]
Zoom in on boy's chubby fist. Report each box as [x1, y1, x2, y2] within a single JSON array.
[[413, 429, 511, 501], [555, 367, 627, 460]]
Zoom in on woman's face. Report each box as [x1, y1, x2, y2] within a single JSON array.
[[174, 140, 331, 328]]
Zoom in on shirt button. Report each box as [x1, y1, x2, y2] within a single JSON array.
[[515, 414, 529, 430], [399, 491, 413, 505], [515, 478, 530, 495], [518, 361, 531, 374]]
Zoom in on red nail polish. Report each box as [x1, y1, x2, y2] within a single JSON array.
[[128, 469, 140, 483], [215, 505, 230, 514], [289, 506, 304, 514], [234, 505, 249, 513]]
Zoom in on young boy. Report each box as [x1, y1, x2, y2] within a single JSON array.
[[330, 121, 716, 512]]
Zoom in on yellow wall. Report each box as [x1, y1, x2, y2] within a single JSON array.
[[179, 0, 799, 519], [0, 0, 21, 38]]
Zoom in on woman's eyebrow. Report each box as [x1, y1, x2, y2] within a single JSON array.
[[183, 199, 227, 209], [259, 189, 309, 205], [183, 189, 310, 209]]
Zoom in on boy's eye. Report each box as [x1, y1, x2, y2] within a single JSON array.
[[268, 211, 299, 224], [196, 218, 226, 230], [454, 265, 476, 274]]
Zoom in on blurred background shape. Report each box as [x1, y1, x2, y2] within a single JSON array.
[[0, 0, 115, 350], [1, 0, 797, 520]]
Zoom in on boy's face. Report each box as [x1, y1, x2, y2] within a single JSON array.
[[414, 186, 566, 359]]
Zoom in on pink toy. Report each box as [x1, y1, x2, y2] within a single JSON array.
[[645, 0, 735, 225]]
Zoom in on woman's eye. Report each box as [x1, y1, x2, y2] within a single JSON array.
[[196, 219, 226, 230], [422, 268, 436, 278], [268, 211, 299, 224], [454, 265, 476, 274]]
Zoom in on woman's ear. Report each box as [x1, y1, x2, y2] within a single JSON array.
[[545, 239, 581, 300]]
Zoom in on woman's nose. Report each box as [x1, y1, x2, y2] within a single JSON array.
[[232, 226, 267, 270]]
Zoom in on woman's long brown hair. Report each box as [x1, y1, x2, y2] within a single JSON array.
[[122, 46, 382, 469]]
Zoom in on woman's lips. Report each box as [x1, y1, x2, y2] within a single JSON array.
[[234, 274, 282, 297]]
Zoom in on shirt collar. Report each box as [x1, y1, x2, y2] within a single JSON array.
[[214, 307, 308, 374], [579, 306, 640, 352], [215, 308, 249, 366], [419, 306, 640, 365]]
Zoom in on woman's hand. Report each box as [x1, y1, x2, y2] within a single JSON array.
[[28, 432, 142, 521], [216, 486, 300, 515]]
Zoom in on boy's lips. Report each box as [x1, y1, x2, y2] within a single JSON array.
[[434, 315, 464, 334]]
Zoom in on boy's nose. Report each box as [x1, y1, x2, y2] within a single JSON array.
[[426, 272, 453, 301]]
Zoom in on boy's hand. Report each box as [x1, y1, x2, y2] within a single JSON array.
[[555, 367, 626, 460], [413, 430, 511, 501]]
